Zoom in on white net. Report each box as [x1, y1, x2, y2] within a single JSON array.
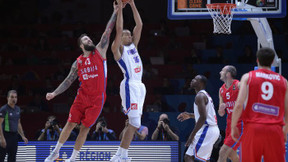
[[207, 4, 236, 34]]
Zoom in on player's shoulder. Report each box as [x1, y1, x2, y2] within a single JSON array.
[[219, 83, 225, 91], [196, 91, 208, 100], [0, 104, 8, 110], [0, 104, 8, 113], [241, 73, 250, 80]]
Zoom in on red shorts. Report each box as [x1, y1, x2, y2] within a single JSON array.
[[224, 122, 243, 150], [68, 94, 105, 128], [240, 123, 285, 162]]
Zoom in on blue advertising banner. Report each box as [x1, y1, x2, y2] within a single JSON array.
[[16, 141, 179, 162]]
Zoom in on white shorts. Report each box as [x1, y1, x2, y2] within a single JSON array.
[[186, 125, 220, 161], [120, 80, 146, 118]]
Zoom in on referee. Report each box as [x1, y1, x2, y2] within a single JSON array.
[[0, 90, 28, 162]]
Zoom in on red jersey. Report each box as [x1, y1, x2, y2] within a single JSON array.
[[243, 69, 287, 125], [220, 80, 240, 125], [76, 49, 107, 99]]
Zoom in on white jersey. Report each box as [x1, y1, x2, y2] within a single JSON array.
[[194, 90, 217, 126], [117, 43, 143, 82]]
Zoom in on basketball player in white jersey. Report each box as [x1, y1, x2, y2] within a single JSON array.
[[110, 0, 145, 161], [178, 75, 220, 162]]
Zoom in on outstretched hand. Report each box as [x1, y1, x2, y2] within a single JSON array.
[[115, 0, 127, 9], [219, 103, 226, 111], [46, 92, 56, 101], [22, 137, 28, 144], [231, 126, 240, 142], [113, 1, 119, 12], [177, 112, 191, 122]]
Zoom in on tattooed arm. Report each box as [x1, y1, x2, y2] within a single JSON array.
[[46, 61, 78, 100], [96, 2, 118, 58]]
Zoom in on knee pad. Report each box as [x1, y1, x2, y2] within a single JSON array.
[[128, 116, 141, 128]]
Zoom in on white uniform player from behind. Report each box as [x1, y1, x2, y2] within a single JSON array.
[[110, 0, 145, 161], [178, 75, 220, 162]]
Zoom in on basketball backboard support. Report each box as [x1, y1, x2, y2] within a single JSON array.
[[168, 0, 286, 19]]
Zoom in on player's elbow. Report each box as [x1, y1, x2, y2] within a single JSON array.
[[111, 47, 117, 54], [137, 21, 143, 27]]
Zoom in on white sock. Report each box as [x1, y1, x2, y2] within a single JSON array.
[[115, 147, 123, 156], [70, 149, 79, 160], [121, 148, 128, 158], [53, 142, 63, 153]]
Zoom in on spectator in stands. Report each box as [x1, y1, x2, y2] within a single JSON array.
[[68, 124, 81, 141], [238, 45, 255, 63], [184, 49, 201, 64], [148, 94, 170, 112], [22, 70, 40, 81], [91, 117, 116, 141], [177, 64, 196, 78], [166, 35, 181, 50], [54, 64, 67, 81], [8, 75, 26, 96], [208, 47, 225, 64], [34, 36, 49, 51], [180, 77, 196, 95], [119, 119, 149, 141], [106, 79, 119, 96], [155, 78, 175, 95], [28, 93, 48, 112], [143, 64, 158, 80], [151, 113, 179, 141], [37, 115, 62, 141]]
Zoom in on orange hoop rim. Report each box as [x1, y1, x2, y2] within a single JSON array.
[[206, 3, 237, 15]]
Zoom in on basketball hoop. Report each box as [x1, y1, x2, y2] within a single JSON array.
[[206, 3, 236, 34]]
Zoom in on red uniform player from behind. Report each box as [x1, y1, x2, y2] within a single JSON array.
[[232, 48, 288, 162]]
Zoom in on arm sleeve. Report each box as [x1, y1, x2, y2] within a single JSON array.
[[0, 106, 7, 118]]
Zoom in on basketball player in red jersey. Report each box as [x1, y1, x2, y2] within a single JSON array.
[[231, 47, 288, 162], [44, 3, 119, 162], [218, 65, 241, 162]]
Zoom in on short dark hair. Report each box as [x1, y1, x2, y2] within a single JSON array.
[[256, 47, 275, 67], [198, 75, 207, 87], [98, 116, 106, 123], [7, 90, 17, 98], [226, 65, 237, 78], [77, 33, 88, 47]]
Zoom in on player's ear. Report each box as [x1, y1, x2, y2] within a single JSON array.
[[227, 72, 231, 78]]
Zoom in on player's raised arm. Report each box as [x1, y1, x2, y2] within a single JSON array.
[[96, 2, 118, 57], [129, 0, 143, 48], [111, 0, 124, 61], [46, 61, 78, 100]]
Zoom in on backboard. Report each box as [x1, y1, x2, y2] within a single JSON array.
[[168, 0, 286, 19]]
